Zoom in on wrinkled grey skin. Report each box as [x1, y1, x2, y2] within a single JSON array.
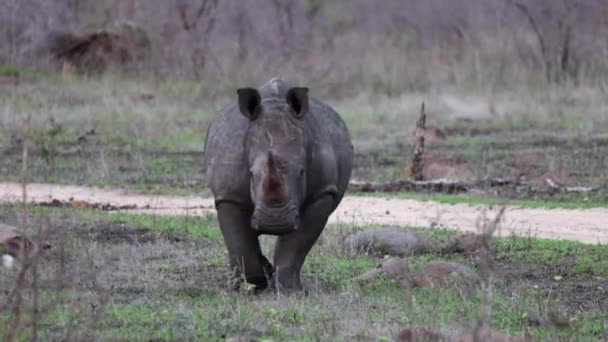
[[204, 77, 353, 291]]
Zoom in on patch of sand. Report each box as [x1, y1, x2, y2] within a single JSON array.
[[0, 182, 606, 244]]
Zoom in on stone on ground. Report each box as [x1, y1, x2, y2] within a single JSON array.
[[441, 233, 485, 254], [343, 227, 436, 257], [352, 257, 411, 284], [413, 261, 480, 288]]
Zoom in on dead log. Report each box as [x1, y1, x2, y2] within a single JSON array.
[[348, 177, 600, 195], [543, 178, 599, 193], [348, 179, 470, 194]]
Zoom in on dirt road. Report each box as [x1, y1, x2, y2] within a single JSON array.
[[0, 182, 606, 243]]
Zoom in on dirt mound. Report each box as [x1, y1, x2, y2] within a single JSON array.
[[0, 223, 37, 259], [396, 327, 445, 341], [343, 227, 436, 257], [353, 258, 480, 290], [403, 154, 475, 181], [413, 261, 480, 288], [44, 22, 150, 74], [412, 126, 448, 143], [395, 326, 529, 342], [506, 152, 568, 186], [440, 233, 485, 255], [456, 327, 528, 342], [89, 225, 181, 245], [352, 256, 411, 285]]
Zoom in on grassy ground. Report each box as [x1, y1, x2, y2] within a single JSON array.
[[1, 71, 607, 341], [1, 204, 606, 341], [1, 73, 608, 202]]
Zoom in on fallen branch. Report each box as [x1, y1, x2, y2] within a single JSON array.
[[348, 179, 469, 194], [35, 198, 214, 212], [543, 177, 599, 193], [348, 177, 521, 194], [348, 177, 601, 195]]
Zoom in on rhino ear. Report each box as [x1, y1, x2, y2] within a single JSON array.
[[286, 87, 309, 119], [237, 88, 261, 121]]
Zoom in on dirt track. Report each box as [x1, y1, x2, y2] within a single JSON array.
[[0, 182, 606, 244]]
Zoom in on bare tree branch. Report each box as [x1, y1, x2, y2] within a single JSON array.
[[177, 0, 218, 31], [506, 0, 551, 80]]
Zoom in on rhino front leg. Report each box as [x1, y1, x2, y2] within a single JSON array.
[[216, 201, 274, 291], [272, 194, 335, 291]]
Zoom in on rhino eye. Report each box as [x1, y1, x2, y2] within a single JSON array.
[[299, 168, 304, 177]]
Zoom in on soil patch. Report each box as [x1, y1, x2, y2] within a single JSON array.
[[85, 224, 183, 245], [496, 260, 608, 314]]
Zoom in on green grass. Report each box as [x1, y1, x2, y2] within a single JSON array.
[[24, 204, 222, 241], [494, 236, 608, 277], [0, 64, 20, 77], [1, 205, 607, 341], [6, 284, 605, 341], [135, 131, 205, 151], [104, 211, 222, 241]]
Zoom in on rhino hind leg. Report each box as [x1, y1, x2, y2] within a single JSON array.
[[216, 202, 274, 291], [272, 194, 335, 291]]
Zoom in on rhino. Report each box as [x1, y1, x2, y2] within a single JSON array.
[[204, 77, 353, 291]]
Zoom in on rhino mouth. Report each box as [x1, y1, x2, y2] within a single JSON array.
[[251, 204, 300, 235]]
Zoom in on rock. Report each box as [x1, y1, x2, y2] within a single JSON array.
[[441, 233, 485, 254], [352, 257, 411, 284], [396, 327, 445, 341], [457, 327, 528, 342], [2, 254, 15, 269], [413, 261, 480, 288], [0, 223, 36, 259], [547, 305, 571, 328], [343, 227, 436, 257]]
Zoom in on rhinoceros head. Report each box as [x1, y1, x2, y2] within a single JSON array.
[[236, 85, 309, 234]]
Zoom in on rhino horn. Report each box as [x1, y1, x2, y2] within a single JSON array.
[[267, 150, 275, 171], [266, 151, 280, 186], [263, 151, 286, 206]]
